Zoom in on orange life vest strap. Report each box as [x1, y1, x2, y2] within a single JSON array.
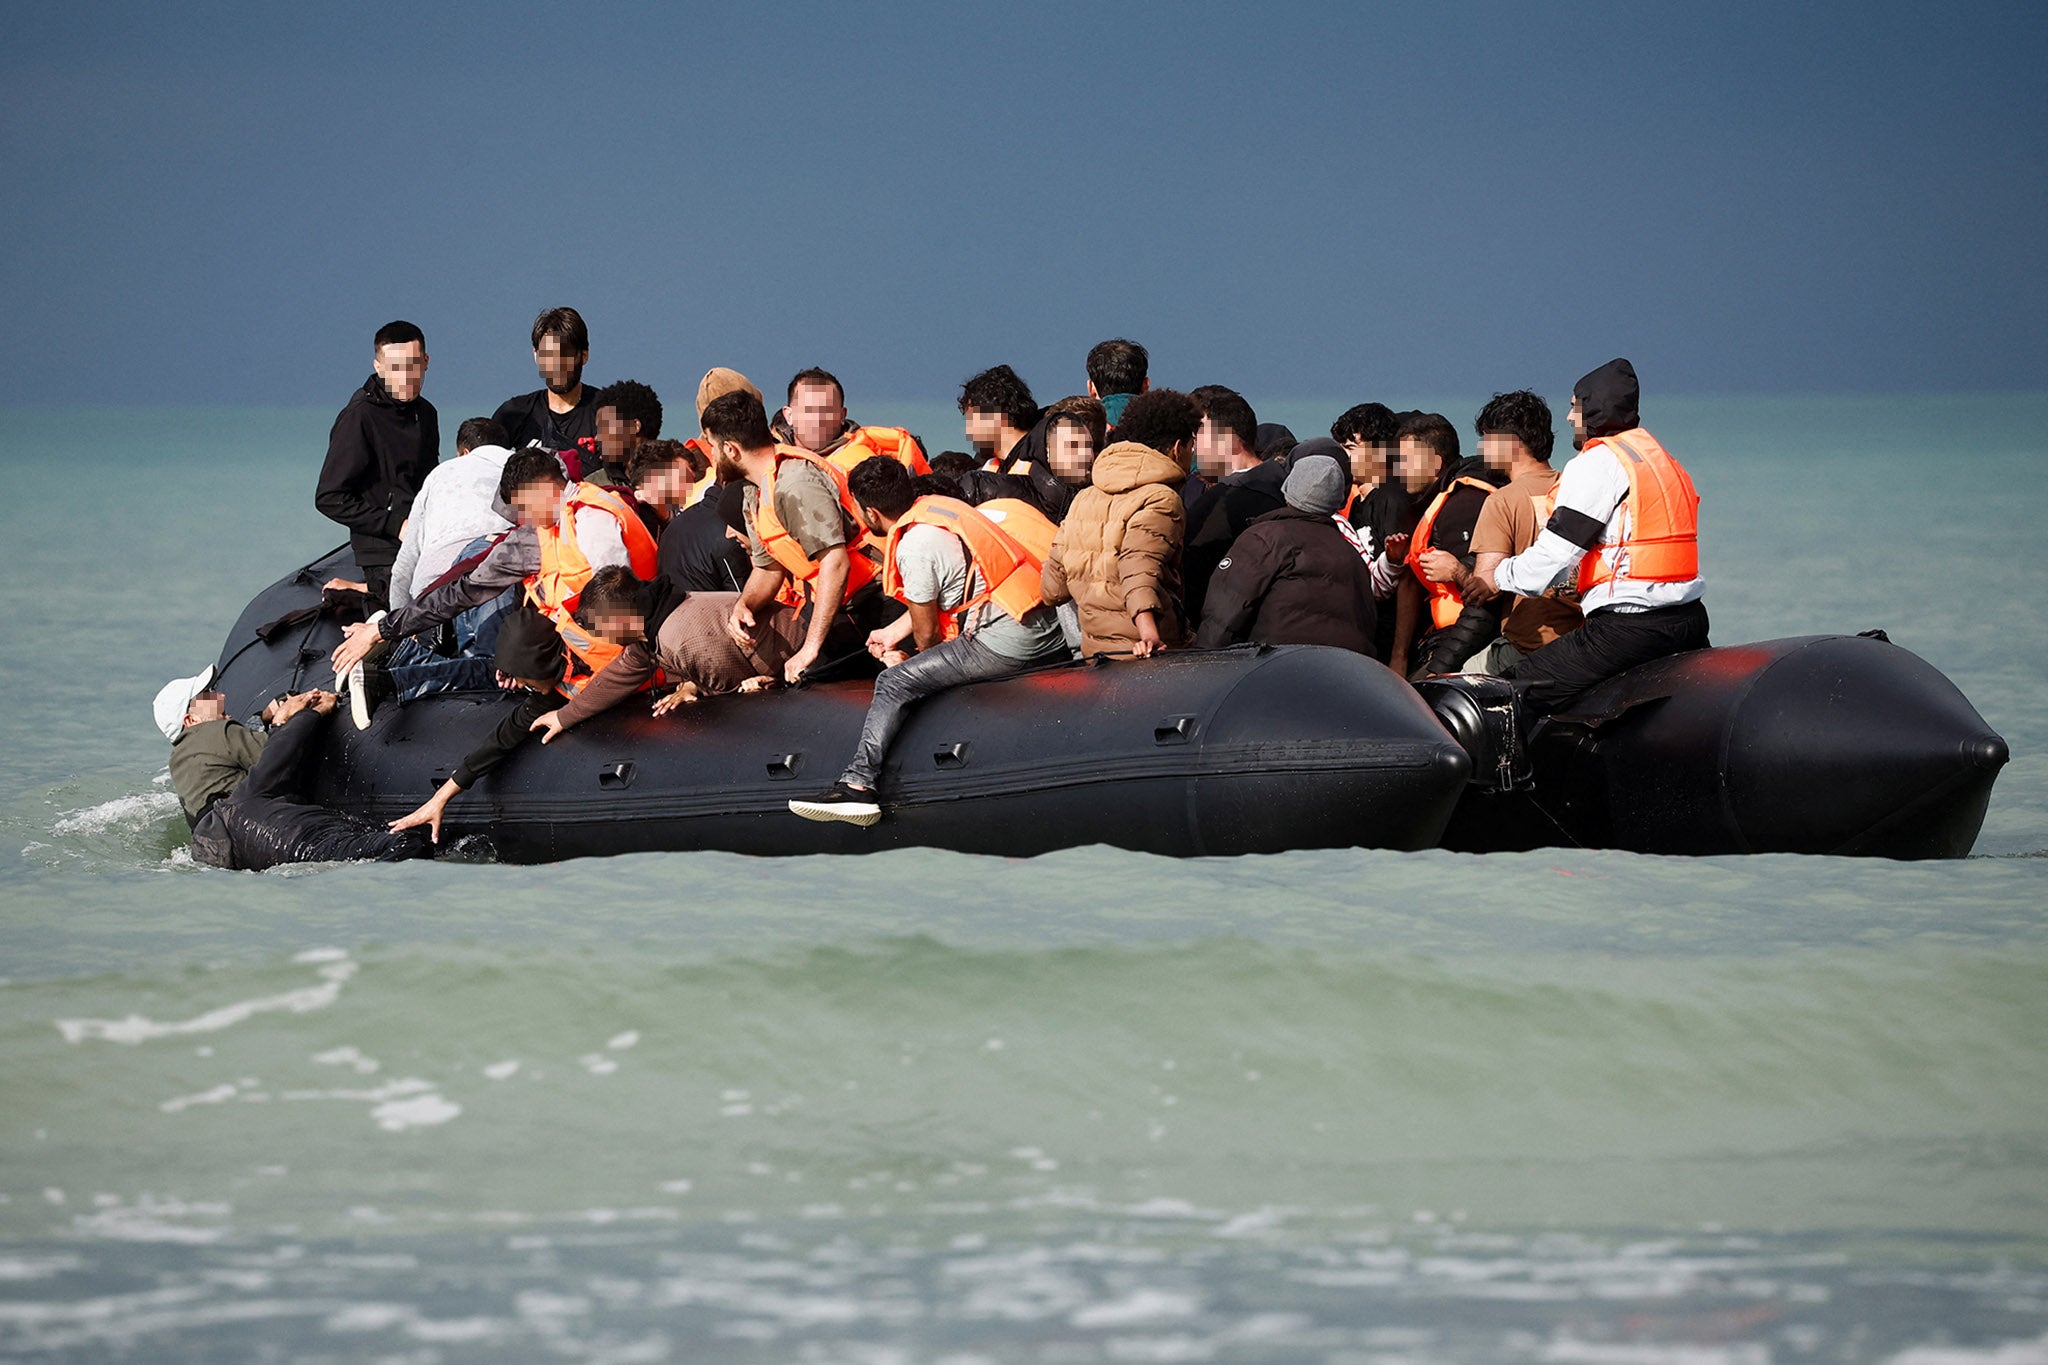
[[882, 495, 1054, 638], [1406, 475, 1496, 630], [755, 446, 880, 602], [828, 426, 932, 477]]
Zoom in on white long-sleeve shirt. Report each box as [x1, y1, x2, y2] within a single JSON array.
[[390, 445, 516, 607], [1492, 435, 1704, 615]]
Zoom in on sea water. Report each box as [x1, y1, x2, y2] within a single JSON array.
[[0, 395, 2044, 1363]]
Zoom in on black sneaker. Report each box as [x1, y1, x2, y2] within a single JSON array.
[[788, 783, 882, 826], [349, 660, 396, 731]]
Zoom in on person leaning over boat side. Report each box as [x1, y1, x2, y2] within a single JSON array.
[[1194, 449, 1380, 657], [491, 306, 600, 457], [315, 319, 440, 611], [702, 389, 898, 685], [1413, 390, 1585, 677], [1085, 337, 1150, 434], [328, 448, 652, 723], [1182, 387, 1290, 627], [1393, 411, 1507, 677], [155, 669, 431, 870], [788, 457, 1070, 826], [1472, 358, 1706, 714], [1039, 389, 1199, 658]]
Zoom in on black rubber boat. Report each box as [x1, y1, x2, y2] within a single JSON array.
[[210, 550, 2008, 862], [210, 549, 1474, 860]]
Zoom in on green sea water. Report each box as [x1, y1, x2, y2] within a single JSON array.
[[1, 395, 2045, 1362]]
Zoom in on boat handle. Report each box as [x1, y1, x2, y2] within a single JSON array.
[[1154, 716, 1196, 745], [766, 753, 801, 780], [933, 742, 971, 770], [598, 761, 636, 790]]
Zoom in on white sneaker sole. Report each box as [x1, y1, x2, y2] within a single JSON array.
[[348, 661, 372, 730], [787, 799, 881, 827]]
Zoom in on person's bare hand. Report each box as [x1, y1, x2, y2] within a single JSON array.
[[529, 710, 567, 743], [1383, 532, 1410, 563], [306, 690, 338, 716], [330, 621, 382, 679], [651, 682, 702, 716], [866, 628, 895, 659], [736, 675, 775, 694], [389, 799, 446, 844], [878, 649, 908, 668], [726, 600, 757, 651], [322, 577, 369, 593], [1415, 548, 1462, 585]]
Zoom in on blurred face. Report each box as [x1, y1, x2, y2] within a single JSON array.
[[1341, 438, 1393, 487], [373, 340, 427, 403], [586, 608, 646, 646], [595, 406, 641, 461], [1191, 416, 1237, 477], [962, 407, 1003, 452], [1396, 435, 1442, 494], [1478, 432, 1524, 474], [709, 436, 747, 484], [784, 380, 847, 452], [1047, 419, 1098, 486], [1567, 395, 1587, 450], [184, 691, 227, 727], [636, 460, 697, 512], [534, 334, 587, 395], [510, 479, 564, 528]]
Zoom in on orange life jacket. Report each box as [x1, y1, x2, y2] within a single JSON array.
[[828, 426, 932, 477], [1406, 476, 1498, 630], [525, 481, 660, 693], [881, 495, 1054, 639], [1574, 429, 1701, 596], [755, 445, 880, 609]]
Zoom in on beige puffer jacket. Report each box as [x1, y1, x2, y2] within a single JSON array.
[[1040, 440, 1188, 655]]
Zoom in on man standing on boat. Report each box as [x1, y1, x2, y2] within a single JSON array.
[[1472, 358, 1707, 713], [315, 320, 440, 610]]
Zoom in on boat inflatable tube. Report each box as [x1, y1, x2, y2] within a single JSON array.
[[1419, 633, 2010, 859], [211, 550, 1474, 861]]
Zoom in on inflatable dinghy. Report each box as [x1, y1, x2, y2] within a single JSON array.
[[210, 551, 2008, 862]]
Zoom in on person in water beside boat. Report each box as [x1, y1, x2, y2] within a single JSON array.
[[492, 306, 600, 456], [1040, 388, 1200, 657], [1471, 358, 1706, 713], [788, 457, 1070, 826], [316, 320, 440, 611], [1412, 390, 1586, 677], [700, 389, 901, 685], [156, 669, 432, 869]]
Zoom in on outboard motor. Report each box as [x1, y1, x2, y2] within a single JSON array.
[[1414, 674, 1531, 792]]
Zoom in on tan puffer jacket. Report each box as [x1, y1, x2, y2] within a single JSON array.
[[1040, 440, 1188, 655]]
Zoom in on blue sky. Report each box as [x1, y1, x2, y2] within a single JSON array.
[[4, 1, 2043, 409]]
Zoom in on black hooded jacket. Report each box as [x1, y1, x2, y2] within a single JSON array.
[[1181, 456, 1292, 626], [316, 374, 440, 570], [1574, 358, 1640, 440]]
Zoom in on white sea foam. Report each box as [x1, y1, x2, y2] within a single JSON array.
[[57, 958, 355, 1044], [607, 1030, 640, 1050], [1889, 1335, 2048, 1364], [371, 1093, 461, 1132], [51, 791, 180, 836], [484, 1060, 521, 1079], [1071, 1290, 1201, 1328]]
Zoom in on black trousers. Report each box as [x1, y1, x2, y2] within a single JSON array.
[[189, 710, 431, 871], [1504, 598, 1710, 715]]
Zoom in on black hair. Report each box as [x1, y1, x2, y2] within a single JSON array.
[[1398, 410, 1461, 468], [848, 454, 918, 520], [1474, 390, 1555, 464], [912, 473, 963, 500], [929, 450, 979, 482], [374, 320, 424, 350], [1330, 402, 1398, 446], [455, 417, 508, 453], [1086, 338, 1148, 396], [700, 390, 774, 448], [1114, 389, 1202, 456], [628, 437, 706, 487], [1044, 395, 1107, 452], [499, 447, 567, 502], [593, 380, 662, 440], [956, 364, 1041, 429], [530, 306, 588, 353], [573, 566, 650, 630], [785, 366, 844, 405], [1192, 387, 1257, 450]]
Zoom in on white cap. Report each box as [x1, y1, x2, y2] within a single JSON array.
[[153, 666, 217, 740]]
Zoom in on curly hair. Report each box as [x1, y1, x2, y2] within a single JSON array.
[[1330, 402, 1398, 446], [593, 379, 663, 440], [1474, 390, 1555, 464], [1113, 389, 1202, 457], [956, 364, 1041, 429]]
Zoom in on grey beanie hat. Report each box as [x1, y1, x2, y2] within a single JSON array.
[[1281, 451, 1347, 517]]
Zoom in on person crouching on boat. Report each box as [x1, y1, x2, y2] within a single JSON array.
[[698, 389, 900, 686], [1038, 389, 1201, 658], [788, 458, 1070, 826], [328, 448, 658, 727], [155, 669, 431, 870], [1470, 358, 1707, 714]]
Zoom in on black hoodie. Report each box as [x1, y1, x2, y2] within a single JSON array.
[[316, 374, 441, 570], [1573, 358, 1640, 440]]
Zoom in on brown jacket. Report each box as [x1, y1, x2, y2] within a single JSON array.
[[1040, 440, 1188, 656]]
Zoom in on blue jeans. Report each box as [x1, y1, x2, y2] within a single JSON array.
[[451, 534, 517, 659], [387, 638, 499, 704]]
